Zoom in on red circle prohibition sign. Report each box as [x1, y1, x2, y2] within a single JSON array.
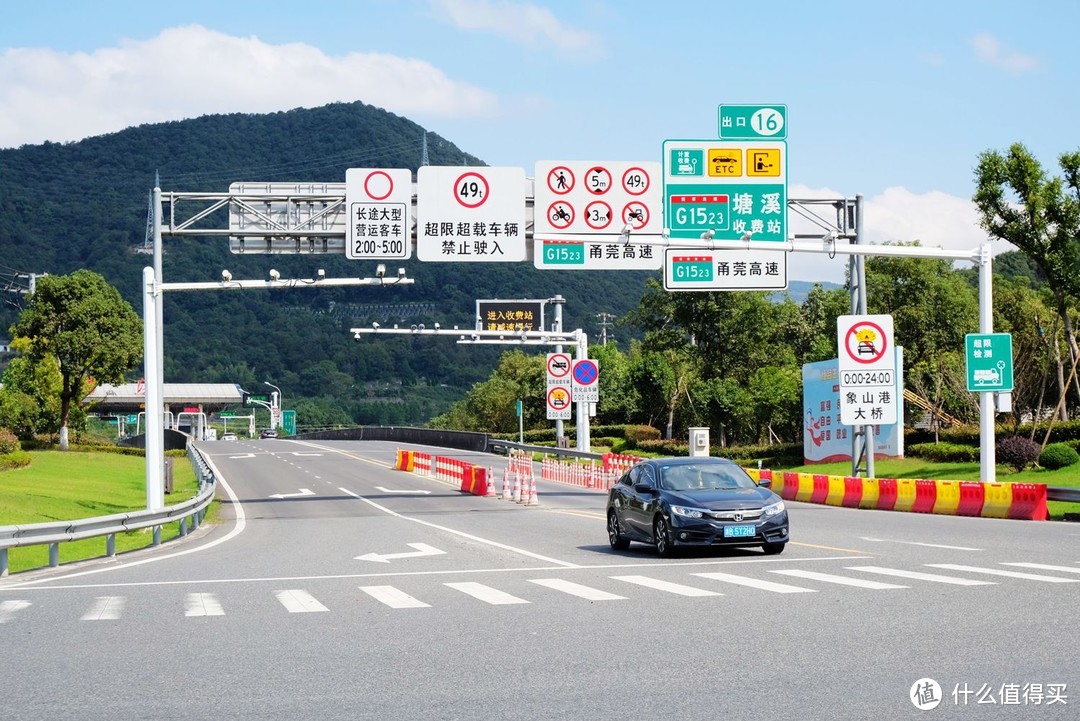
[[547, 201, 574, 229], [548, 353, 571, 377], [622, 167, 650, 196], [454, 171, 489, 209], [622, 202, 649, 229], [585, 201, 613, 230], [547, 387, 570, 410], [363, 171, 394, 201], [844, 321, 888, 365], [547, 166, 575, 195]]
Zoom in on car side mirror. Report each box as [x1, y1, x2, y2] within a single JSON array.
[[757, 478, 772, 489], [634, 482, 656, 494]]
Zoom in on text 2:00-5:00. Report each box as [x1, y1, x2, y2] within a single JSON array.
[[841, 370, 894, 386], [353, 239, 405, 256]]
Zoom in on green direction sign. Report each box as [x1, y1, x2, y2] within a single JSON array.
[[243, 392, 271, 407], [663, 139, 787, 242], [718, 104, 787, 140], [282, 410, 296, 435], [220, 411, 236, 418], [126, 414, 138, 424], [965, 333, 1014, 392]]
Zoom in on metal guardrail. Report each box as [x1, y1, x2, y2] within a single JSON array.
[[0, 445, 218, 577], [1047, 487, 1080, 503]]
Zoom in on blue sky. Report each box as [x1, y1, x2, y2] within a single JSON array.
[[3, 0, 1077, 282]]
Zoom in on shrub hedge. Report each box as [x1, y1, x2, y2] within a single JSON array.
[[907, 442, 980, 463], [1039, 442, 1079, 470]]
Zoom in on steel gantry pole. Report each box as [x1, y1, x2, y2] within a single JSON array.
[[978, 243, 996, 483]]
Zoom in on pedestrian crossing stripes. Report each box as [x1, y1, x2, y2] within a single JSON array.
[[2, 561, 1077, 622]]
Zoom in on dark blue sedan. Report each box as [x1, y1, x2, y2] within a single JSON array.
[[606, 457, 789, 556]]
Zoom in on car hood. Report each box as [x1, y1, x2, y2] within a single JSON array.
[[664, 487, 775, 510]]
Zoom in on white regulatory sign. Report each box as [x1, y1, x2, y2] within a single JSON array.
[[416, 166, 527, 262], [836, 314, 897, 426], [345, 168, 413, 260], [534, 161, 662, 237]]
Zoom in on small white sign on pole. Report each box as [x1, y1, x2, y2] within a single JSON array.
[[836, 314, 897, 426], [345, 168, 413, 260], [571, 359, 600, 403]]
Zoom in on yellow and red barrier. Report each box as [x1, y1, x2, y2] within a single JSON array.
[[746, 465, 1050, 521]]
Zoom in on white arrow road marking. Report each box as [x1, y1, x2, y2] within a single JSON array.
[[269, 488, 315, 500], [229, 453, 256, 459], [859, 537, 983, 551], [374, 487, 431, 494], [355, 542, 446, 564], [0, 600, 31, 623]]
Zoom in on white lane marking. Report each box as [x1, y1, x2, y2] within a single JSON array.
[[360, 586, 431, 609], [769, 569, 908, 590], [355, 542, 446, 563], [5, 556, 875, 591], [445, 582, 529, 605], [927, 564, 1080, 583], [185, 592, 225, 616], [0, 600, 31, 623], [1002, 563, 1080, 575], [291, 453, 323, 456], [374, 487, 432, 494], [229, 454, 256, 459], [846, 566, 996, 586], [609, 576, 720, 597], [859, 537, 983, 551], [2, 452, 247, 589], [338, 487, 578, 568], [275, 589, 329, 613], [269, 488, 315, 499], [693, 571, 816, 594], [527, 578, 626, 601], [82, 596, 125, 620]]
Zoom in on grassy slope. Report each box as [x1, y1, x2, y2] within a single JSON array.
[[0, 451, 206, 574]]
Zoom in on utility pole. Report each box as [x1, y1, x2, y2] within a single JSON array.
[[596, 312, 615, 346]]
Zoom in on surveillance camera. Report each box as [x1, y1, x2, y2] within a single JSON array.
[[741, 231, 753, 241], [376, 264, 386, 278], [418, 324, 425, 331], [700, 229, 715, 240], [353, 332, 362, 342], [269, 269, 280, 281], [221, 269, 232, 282], [622, 222, 633, 235], [397, 267, 406, 278], [372, 321, 380, 329], [434, 322, 440, 330], [316, 268, 326, 280], [520, 332, 528, 342]]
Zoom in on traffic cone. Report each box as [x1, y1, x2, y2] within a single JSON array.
[[529, 476, 539, 506], [501, 468, 511, 500], [511, 471, 521, 502], [485, 467, 496, 497]]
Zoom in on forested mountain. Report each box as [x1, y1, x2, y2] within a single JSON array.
[[0, 101, 664, 425]]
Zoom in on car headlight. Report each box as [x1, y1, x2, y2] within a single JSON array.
[[671, 505, 707, 519], [763, 500, 786, 516]]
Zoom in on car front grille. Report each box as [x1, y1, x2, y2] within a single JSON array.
[[709, 509, 764, 521]]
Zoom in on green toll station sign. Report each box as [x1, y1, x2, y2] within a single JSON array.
[[965, 333, 1014, 392]]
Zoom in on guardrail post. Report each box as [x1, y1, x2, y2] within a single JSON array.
[[192, 511, 200, 530], [49, 543, 59, 567], [0, 549, 8, 577], [106, 534, 116, 557], [179, 517, 188, 537], [152, 526, 162, 546]]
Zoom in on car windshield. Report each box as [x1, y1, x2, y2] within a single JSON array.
[[658, 463, 756, 492]]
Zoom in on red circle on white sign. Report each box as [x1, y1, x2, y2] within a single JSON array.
[[547, 386, 571, 410], [547, 166, 575, 195], [585, 166, 612, 195], [547, 353, 571, 377], [621, 167, 650, 196], [844, 321, 889, 365], [363, 171, 394, 201], [454, 171, 489, 209], [585, 201, 613, 230], [622, 202, 649, 230], [548, 202, 574, 230]]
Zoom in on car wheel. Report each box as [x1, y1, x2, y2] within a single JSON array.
[[654, 515, 675, 558], [607, 511, 630, 551], [762, 541, 786, 555]]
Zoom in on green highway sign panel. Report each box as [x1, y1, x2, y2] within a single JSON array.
[[220, 411, 236, 417], [718, 104, 787, 140], [126, 414, 138, 424], [966, 333, 1013, 392], [663, 249, 787, 291], [663, 139, 787, 242]]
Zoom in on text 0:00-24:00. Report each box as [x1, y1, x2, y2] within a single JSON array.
[[841, 370, 894, 386]]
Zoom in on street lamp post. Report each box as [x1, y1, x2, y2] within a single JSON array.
[[263, 380, 282, 430]]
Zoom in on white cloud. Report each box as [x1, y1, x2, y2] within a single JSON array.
[[971, 32, 1039, 74], [0, 25, 498, 149], [430, 0, 600, 56], [786, 184, 1009, 284]]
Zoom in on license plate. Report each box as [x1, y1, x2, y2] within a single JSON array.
[[723, 524, 756, 538]]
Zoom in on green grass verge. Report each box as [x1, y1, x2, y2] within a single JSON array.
[[0, 450, 217, 575]]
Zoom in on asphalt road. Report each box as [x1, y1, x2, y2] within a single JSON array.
[[2, 439, 1078, 720]]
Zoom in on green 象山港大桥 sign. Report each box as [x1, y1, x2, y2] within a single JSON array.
[[965, 333, 1013, 392]]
